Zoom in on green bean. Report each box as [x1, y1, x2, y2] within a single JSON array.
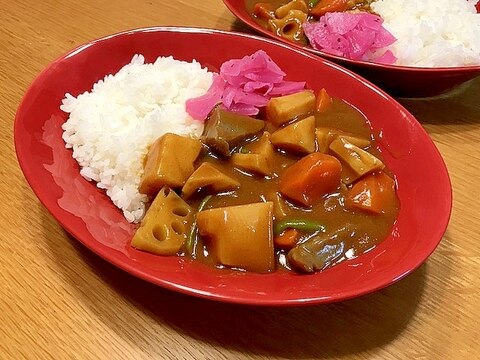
[[186, 195, 213, 256], [308, 0, 321, 7], [239, 147, 250, 154], [197, 194, 213, 212], [274, 218, 325, 236]]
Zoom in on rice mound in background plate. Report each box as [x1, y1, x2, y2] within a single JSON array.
[[61, 54, 213, 222], [371, 0, 480, 67]]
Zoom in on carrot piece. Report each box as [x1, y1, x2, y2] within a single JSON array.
[[316, 88, 332, 112], [253, 3, 275, 20], [310, 0, 351, 17], [346, 172, 396, 214], [279, 153, 342, 207], [274, 228, 300, 249]]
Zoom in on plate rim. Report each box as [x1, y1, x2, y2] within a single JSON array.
[[14, 26, 453, 306]]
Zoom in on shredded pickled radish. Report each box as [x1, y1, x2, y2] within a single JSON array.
[[303, 12, 397, 64], [186, 50, 305, 120]]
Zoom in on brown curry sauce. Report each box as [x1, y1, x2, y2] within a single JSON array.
[[188, 98, 399, 272]]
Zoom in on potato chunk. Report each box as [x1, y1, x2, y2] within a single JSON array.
[[139, 133, 202, 196], [329, 137, 384, 183], [266, 90, 315, 126], [182, 162, 240, 199], [196, 202, 275, 273], [231, 132, 276, 175], [270, 115, 315, 153], [131, 187, 193, 255]]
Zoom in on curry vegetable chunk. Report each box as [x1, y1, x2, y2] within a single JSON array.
[[201, 106, 265, 156], [266, 90, 316, 126], [279, 152, 342, 207], [329, 136, 384, 184], [196, 202, 275, 273], [132, 88, 399, 274], [316, 127, 371, 153], [270, 115, 316, 153], [131, 186, 193, 255], [139, 133, 202, 196], [231, 132, 276, 175], [288, 224, 355, 273], [182, 162, 240, 199]]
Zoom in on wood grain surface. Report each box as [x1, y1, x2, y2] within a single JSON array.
[[1, 1, 479, 359]]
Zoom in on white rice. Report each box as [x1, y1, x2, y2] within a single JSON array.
[[61, 54, 213, 222], [371, 0, 480, 67]]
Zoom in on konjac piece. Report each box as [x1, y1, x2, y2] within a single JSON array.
[[329, 137, 384, 183], [288, 224, 355, 273], [270, 115, 316, 153], [279, 152, 342, 207], [139, 133, 202, 196], [181, 162, 240, 199], [131, 186, 193, 255], [201, 106, 265, 156], [266, 90, 316, 126], [196, 202, 275, 273]]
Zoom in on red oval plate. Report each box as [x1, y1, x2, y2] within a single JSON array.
[[15, 27, 451, 306], [223, 0, 480, 97]]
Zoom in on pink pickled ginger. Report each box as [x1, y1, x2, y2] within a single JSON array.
[[186, 50, 305, 120], [303, 12, 397, 64]]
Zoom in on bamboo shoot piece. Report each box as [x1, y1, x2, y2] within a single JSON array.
[[264, 191, 290, 218], [196, 202, 275, 273], [316, 127, 371, 153], [270, 115, 316, 153], [231, 132, 276, 175], [329, 137, 384, 183], [266, 90, 315, 127], [139, 133, 202, 196], [182, 162, 240, 199]]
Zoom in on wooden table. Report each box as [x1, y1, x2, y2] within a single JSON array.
[[1, 1, 479, 359]]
